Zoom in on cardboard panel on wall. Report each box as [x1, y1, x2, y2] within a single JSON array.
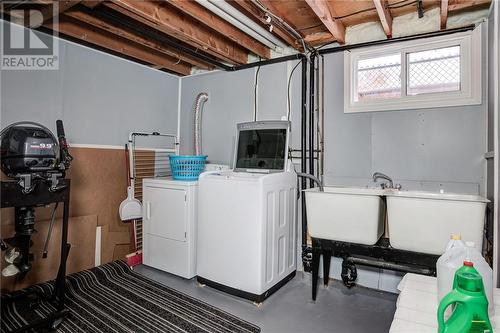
[[67, 147, 129, 234], [1, 215, 97, 291], [0, 146, 134, 290]]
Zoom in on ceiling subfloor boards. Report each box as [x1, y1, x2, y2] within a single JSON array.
[[229, 0, 302, 50], [304, 0, 345, 44]]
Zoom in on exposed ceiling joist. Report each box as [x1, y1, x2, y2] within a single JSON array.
[[167, 0, 271, 59], [81, 1, 103, 9], [48, 16, 192, 75], [229, 0, 301, 49], [105, 0, 248, 65], [373, 0, 392, 37], [63, 8, 214, 70], [304, 31, 334, 46], [441, 0, 449, 29], [28, 0, 81, 27], [448, 0, 490, 12], [304, 0, 345, 44]]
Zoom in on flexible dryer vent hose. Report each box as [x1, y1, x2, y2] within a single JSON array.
[[194, 92, 209, 156]]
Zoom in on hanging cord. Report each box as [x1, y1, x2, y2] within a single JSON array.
[[287, 61, 302, 121], [287, 47, 326, 121], [254, 59, 261, 121]]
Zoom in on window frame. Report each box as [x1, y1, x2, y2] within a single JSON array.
[[344, 26, 482, 113]]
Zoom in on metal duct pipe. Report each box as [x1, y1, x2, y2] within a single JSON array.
[[194, 93, 209, 155]]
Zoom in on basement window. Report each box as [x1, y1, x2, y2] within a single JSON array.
[[344, 27, 482, 113]]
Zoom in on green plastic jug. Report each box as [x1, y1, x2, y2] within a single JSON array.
[[437, 261, 493, 333]]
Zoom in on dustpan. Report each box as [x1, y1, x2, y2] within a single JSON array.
[[119, 186, 142, 222]]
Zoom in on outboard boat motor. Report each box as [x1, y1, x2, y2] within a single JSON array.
[[0, 120, 73, 277]]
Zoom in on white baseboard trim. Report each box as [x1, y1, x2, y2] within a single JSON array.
[[70, 143, 124, 150]]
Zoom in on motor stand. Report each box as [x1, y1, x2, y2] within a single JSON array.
[[1, 179, 71, 332]]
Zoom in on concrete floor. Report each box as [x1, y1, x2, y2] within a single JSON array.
[[135, 265, 397, 333]]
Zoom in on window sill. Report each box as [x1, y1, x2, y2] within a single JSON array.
[[344, 92, 482, 113]]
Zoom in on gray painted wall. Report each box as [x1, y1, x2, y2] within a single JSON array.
[[179, 61, 304, 165], [323, 25, 488, 196], [1, 22, 180, 147]]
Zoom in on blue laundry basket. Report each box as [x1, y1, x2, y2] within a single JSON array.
[[169, 155, 207, 180]]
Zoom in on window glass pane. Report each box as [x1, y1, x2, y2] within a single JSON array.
[[356, 53, 401, 101], [407, 45, 460, 95]]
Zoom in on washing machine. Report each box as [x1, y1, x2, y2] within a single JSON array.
[[197, 121, 297, 303]]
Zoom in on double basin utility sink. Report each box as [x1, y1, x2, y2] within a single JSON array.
[[304, 187, 489, 255]]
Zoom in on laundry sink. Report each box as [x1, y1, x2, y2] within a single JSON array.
[[304, 187, 385, 245], [386, 190, 489, 255]]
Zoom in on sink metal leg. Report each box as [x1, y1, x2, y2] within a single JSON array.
[[312, 248, 320, 301], [323, 250, 331, 287]]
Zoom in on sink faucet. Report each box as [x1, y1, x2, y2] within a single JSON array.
[[372, 172, 401, 190]]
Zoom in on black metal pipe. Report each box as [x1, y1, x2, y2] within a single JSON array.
[[309, 53, 315, 187], [347, 256, 434, 275], [301, 57, 308, 250], [318, 25, 475, 55], [233, 53, 307, 71]]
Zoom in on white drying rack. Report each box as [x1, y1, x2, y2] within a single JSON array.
[[128, 131, 179, 251]]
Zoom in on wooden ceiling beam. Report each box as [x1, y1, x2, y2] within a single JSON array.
[[448, 0, 491, 12], [167, 0, 270, 59], [229, 0, 301, 49], [304, 0, 345, 44], [63, 8, 214, 70], [441, 0, 449, 29], [81, 1, 103, 9], [373, 0, 392, 37], [46, 16, 192, 75], [104, 0, 248, 65], [304, 31, 334, 46]]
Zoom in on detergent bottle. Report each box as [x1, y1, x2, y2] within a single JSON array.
[[437, 261, 493, 333]]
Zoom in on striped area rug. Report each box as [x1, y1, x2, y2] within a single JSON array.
[[1, 261, 261, 333]]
